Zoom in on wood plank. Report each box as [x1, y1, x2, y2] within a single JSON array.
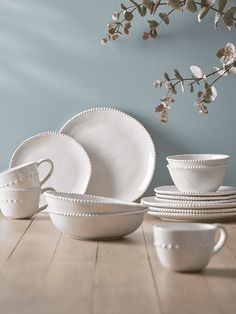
[[0, 212, 32, 269], [143, 215, 222, 314], [0, 214, 61, 314], [92, 225, 162, 314], [36, 233, 98, 314], [202, 224, 236, 314]]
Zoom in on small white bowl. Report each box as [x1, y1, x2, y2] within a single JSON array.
[[167, 154, 230, 167], [167, 164, 229, 193], [45, 191, 147, 214], [47, 209, 147, 240]]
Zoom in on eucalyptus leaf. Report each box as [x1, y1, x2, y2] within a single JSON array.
[[223, 7, 236, 27], [198, 6, 211, 22], [170, 83, 177, 94], [153, 1, 160, 15], [164, 72, 170, 81], [159, 12, 170, 24], [121, 3, 127, 10], [174, 69, 183, 81], [218, 0, 227, 13], [185, 0, 197, 13], [140, 6, 147, 16], [148, 19, 159, 28], [190, 84, 194, 93], [168, 0, 182, 10], [143, 0, 154, 10], [125, 11, 134, 21]]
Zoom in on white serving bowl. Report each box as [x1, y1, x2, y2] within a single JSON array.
[[167, 165, 229, 193], [45, 191, 147, 214], [47, 209, 147, 240], [167, 154, 230, 167]]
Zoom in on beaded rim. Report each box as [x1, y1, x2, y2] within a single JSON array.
[[47, 207, 148, 217], [167, 164, 230, 170], [45, 191, 147, 209], [167, 154, 230, 163]]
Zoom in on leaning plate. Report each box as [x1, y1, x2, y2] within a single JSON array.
[[10, 132, 91, 195], [154, 185, 236, 197], [141, 196, 236, 209], [60, 108, 156, 201]]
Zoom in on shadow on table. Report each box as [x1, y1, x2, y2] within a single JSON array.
[[203, 268, 236, 278]]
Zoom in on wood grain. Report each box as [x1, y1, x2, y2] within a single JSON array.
[[0, 212, 236, 314]]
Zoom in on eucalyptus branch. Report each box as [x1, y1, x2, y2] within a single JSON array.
[[154, 42, 236, 123], [101, 0, 236, 45]]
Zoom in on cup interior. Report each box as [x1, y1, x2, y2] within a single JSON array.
[[154, 223, 216, 232]]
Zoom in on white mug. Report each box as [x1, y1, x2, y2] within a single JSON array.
[[0, 187, 54, 219], [153, 223, 227, 272], [0, 158, 54, 189]]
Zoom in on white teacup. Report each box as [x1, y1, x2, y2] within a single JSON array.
[[153, 223, 227, 272], [0, 187, 54, 219], [0, 158, 54, 189]]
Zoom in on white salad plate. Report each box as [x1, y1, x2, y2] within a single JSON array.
[[155, 196, 236, 204], [141, 196, 236, 210], [148, 208, 236, 222], [146, 206, 236, 214], [60, 108, 156, 201], [155, 193, 236, 201], [154, 185, 236, 197], [10, 132, 92, 196]]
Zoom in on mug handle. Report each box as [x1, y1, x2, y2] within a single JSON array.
[[212, 224, 227, 255], [36, 158, 54, 187], [37, 187, 55, 213]]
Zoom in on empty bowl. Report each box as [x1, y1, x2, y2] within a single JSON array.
[[47, 209, 147, 240], [167, 154, 230, 167], [167, 164, 229, 193], [45, 191, 147, 214]]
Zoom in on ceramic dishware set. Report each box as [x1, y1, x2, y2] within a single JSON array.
[[141, 154, 236, 221], [0, 108, 154, 239], [0, 159, 54, 219], [0, 110, 230, 271]]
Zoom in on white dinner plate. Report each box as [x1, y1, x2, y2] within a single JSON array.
[[154, 185, 236, 197], [155, 196, 236, 204], [155, 193, 236, 201], [141, 196, 236, 209], [10, 132, 92, 197], [148, 208, 236, 222], [60, 108, 156, 201]]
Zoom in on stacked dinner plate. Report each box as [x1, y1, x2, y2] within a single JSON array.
[[141, 186, 236, 222]]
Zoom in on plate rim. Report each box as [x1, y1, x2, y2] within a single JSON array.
[[154, 185, 236, 197], [9, 131, 92, 194], [59, 107, 156, 201]]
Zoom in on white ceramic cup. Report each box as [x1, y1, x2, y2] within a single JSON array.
[[153, 223, 227, 272], [0, 187, 54, 219], [0, 158, 54, 189]]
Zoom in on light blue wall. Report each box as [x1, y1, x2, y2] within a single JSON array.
[[0, 0, 235, 195]]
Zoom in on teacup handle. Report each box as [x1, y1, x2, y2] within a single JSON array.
[[213, 224, 227, 255], [36, 158, 54, 187], [37, 187, 55, 213]]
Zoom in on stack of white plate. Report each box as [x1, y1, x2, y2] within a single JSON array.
[[141, 185, 236, 222]]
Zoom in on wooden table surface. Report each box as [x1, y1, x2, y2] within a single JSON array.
[[0, 212, 236, 314]]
